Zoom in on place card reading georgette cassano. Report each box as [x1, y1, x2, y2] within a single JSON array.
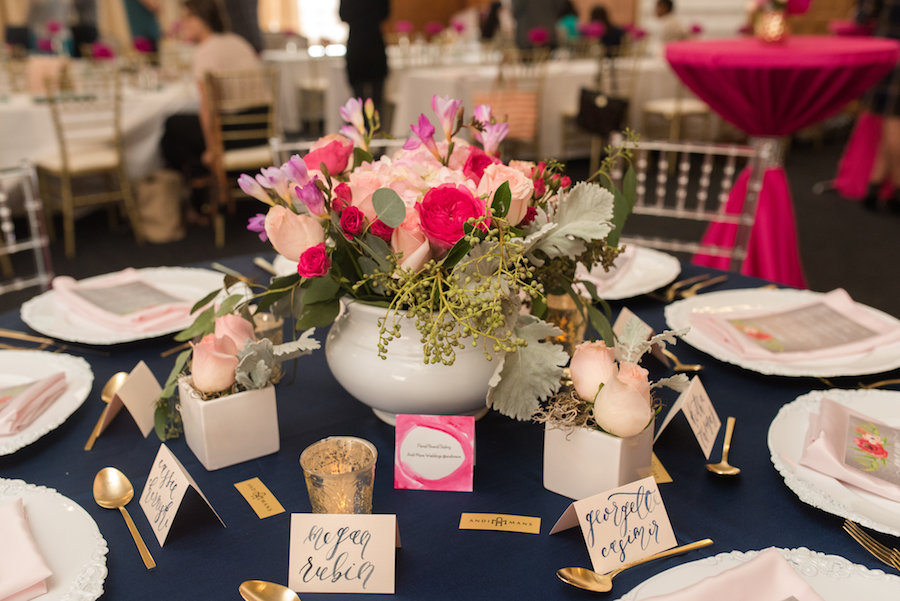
[[549, 476, 677, 574], [288, 513, 399, 594]]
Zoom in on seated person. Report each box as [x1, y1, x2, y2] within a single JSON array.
[[160, 0, 261, 224], [656, 0, 686, 44], [589, 6, 624, 56]]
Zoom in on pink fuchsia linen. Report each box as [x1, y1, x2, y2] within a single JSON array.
[[828, 19, 875, 37], [639, 548, 824, 601], [665, 37, 899, 136], [834, 112, 884, 200], [693, 167, 807, 287], [800, 398, 900, 502], [0, 499, 53, 601]]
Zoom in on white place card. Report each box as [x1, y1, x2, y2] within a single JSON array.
[[654, 376, 721, 460], [288, 513, 399, 594], [113, 361, 161, 438], [549, 476, 677, 574], [138, 443, 224, 546]]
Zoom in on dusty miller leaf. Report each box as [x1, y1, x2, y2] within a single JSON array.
[[486, 314, 569, 421], [274, 328, 320, 361], [526, 182, 615, 260], [652, 374, 690, 393], [235, 339, 276, 390]]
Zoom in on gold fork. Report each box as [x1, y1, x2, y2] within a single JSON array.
[[843, 520, 900, 571], [679, 275, 729, 299], [660, 347, 703, 372], [663, 274, 711, 302]]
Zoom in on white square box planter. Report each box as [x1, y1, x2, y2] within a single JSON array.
[[179, 380, 280, 471], [543, 424, 653, 500]]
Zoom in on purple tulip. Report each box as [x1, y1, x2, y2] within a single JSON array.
[[295, 179, 326, 217], [238, 173, 271, 203], [476, 122, 509, 155], [431, 94, 462, 142], [247, 213, 268, 242], [404, 113, 441, 160], [339, 97, 366, 134], [255, 167, 290, 202], [474, 104, 492, 125], [280, 154, 309, 185]]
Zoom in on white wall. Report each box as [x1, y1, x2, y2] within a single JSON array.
[[638, 0, 748, 38]]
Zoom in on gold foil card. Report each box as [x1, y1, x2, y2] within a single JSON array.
[[234, 477, 285, 519], [459, 513, 541, 534]]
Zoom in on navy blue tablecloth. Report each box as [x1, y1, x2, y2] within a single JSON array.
[[1, 257, 897, 601]]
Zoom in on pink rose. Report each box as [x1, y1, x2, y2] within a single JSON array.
[[462, 146, 502, 185], [476, 163, 534, 226], [508, 160, 535, 178], [303, 136, 353, 175], [560, 175, 572, 189], [340, 205, 365, 239], [214, 314, 256, 351], [347, 170, 383, 221], [191, 334, 238, 394], [521, 206, 537, 225], [297, 243, 330, 278], [616, 361, 651, 400], [264, 205, 325, 262], [391, 218, 433, 272], [370, 219, 394, 242], [591, 375, 653, 438], [416, 183, 489, 251], [570, 341, 618, 402], [533, 178, 546, 198]]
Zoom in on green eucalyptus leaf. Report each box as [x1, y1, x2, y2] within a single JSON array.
[[302, 276, 340, 305], [174, 306, 214, 342], [295, 298, 340, 330], [587, 304, 615, 346], [441, 236, 472, 270], [154, 404, 169, 441], [269, 272, 301, 289], [608, 166, 637, 247], [160, 349, 192, 399], [255, 287, 292, 312], [372, 188, 406, 227], [214, 294, 244, 317], [190, 288, 220, 314], [353, 147, 374, 168], [491, 181, 511, 218]]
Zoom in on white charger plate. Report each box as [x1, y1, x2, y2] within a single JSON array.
[[578, 246, 681, 300], [768, 389, 900, 536], [665, 288, 900, 377], [272, 254, 297, 277], [0, 478, 107, 601], [616, 547, 900, 600], [20, 267, 226, 345], [0, 351, 93, 455]]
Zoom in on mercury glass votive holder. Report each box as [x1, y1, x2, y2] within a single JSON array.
[[299, 436, 377, 514]]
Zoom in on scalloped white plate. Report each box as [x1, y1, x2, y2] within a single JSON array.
[[272, 254, 297, 277], [20, 267, 226, 345], [616, 547, 900, 600], [578, 246, 681, 300], [0, 478, 107, 601], [0, 351, 93, 455], [665, 288, 900, 377], [768, 389, 900, 536]]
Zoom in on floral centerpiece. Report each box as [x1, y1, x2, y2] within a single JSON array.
[[749, 0, 810, 42], [155, 93, 639, 436]]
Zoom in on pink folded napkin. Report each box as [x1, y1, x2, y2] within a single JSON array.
[[52, 268, 194, 333], [0, 372, 67, 435], [640, 548, 823, 601], [689, 289, 900, 362], [0, 498, 53, 601], [575, 245, 637, 294], [799, 398, 900, 502]]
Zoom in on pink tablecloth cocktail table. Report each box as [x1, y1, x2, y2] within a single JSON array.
[[666, 36, 900, 287]]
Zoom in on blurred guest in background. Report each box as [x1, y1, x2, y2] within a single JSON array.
[[858, 0, 900, 212], [221, 0, 263, 54], [160, 0, 261, 224], [481, 1, 503, 40], [589, 5, 624, 56], [70, 0, 98, 57], [339, 0, 389, 114], [655, 0, 686, 43], [123, 0, 160, 52], [556, 1, 579, 45], [511, 0, 565, 48]]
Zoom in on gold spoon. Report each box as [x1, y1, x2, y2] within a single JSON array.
[[557, 538, 713, 593], [239, 580, 301, 601], [92, 467, 156, 569], [706, 416, 740, 476], [84, 372, 129, 451], [660, 348, 703, 373], [678, 274, 728, 298]]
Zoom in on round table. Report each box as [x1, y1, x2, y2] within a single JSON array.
[[665, 36, 900, 287]]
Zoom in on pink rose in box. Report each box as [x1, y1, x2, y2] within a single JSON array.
[[215, 314, 256, 350], [191, 334, 239, 393]]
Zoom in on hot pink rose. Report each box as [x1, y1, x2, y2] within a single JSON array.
[[214, 314, 256, 351], [332, 182, 353, 212], [416, 183, 489, 250], [570, 341, 618, 402], [297, 243, 330, 278], [340, 205, 365, 239], [391, 219, 433, 272], [476, 163, 534, 226], [533, 177, 546, 198], [462, 146, 502, 185], [521, 206, 537, 225], [191, 334, 238, 393], [370, 219, 394, 242], [264, 205, 325, 262], [303, 136, 353, 175]]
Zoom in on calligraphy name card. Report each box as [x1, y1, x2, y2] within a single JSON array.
[[394, 414, 475, 492], [550, 476, 677, 574], [138, 443, 224, 546], [654, 376, 722, 459], [288, 513, 399, 594]]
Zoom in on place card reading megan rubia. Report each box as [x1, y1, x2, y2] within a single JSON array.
[[288, 513, 399, 594], [138, 443, 224, 546], [654, 376, 721, 460], [93, 361, 161, 441], [549, 476, 677, 574], [394, 414, 475, 492]]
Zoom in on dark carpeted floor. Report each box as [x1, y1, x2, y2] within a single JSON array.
[[2, 131, 899, 318]]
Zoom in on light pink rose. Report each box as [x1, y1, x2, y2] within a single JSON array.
[[346, 170, 384, 221], [264, 205, 325, 262], [214, 314, 256, 351], [591, 375, 653, 438], [391, 214, 433, 271], [191, 334, 238, 394], [570, 341, 618, 402], [476, 163, 534, 226], [508, 160, 536, 178], [616, 361, 651, 400]]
